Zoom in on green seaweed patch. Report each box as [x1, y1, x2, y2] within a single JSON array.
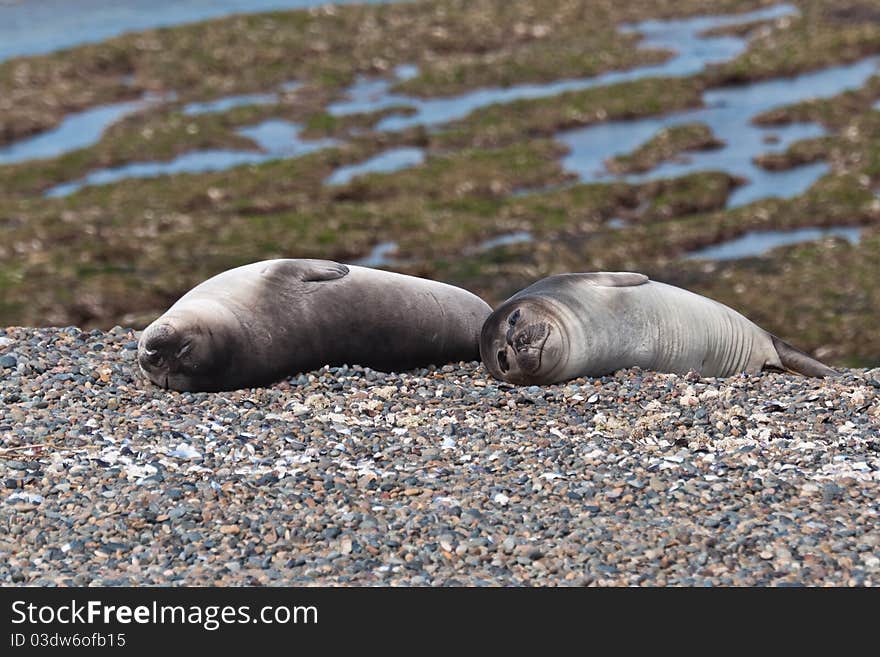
[[637, 172, 742, 221], [698, 17, 781, 39], [329, 139, 572, 203], [753, 75, 880, 129], [434, 76, 706, 149], [392, 29, 672, 97], [0, 91, 412, 198], [664, 227, 880, 366], [753, 136, 833, 170], [300, 106, 419, 139], [0, 110, 266, 198], [425, 243, 541, 307], [577, 171, 878, 269], [0, 0, 765, 147], [606, 122, 724, 175], [415, 172, 744, 304], [510, 181, 639, 231], [703, 4, 880, 86]]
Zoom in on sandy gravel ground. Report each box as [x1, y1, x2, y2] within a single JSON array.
[[0, 326, 877, 586]]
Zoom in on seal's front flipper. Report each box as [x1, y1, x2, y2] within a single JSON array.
[[570, 272, 649, 287], [261, 259, 350, 284], [768, 335, 837, 377]]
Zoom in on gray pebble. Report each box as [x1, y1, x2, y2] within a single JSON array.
[[0, 326, 876, 586]]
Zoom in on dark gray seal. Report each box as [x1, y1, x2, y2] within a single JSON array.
[[138, 259, 491, 391], [480, 272, 836, 385]]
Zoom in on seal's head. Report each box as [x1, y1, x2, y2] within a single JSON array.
[[137, 303, 238, 392], [480, 297, 568, 385]]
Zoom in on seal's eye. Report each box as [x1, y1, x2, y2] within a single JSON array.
[[497, 350, 510, 372], [508, 309, 521, 326], [176, 341, 192, 359]]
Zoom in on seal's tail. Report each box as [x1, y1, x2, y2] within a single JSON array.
[[770, 335, 837, 377]]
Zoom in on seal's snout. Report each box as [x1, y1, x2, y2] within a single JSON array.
[[511, 321, 551, 373], [136, 313, 221, 391], [138, 323, 181, 373], [144, 323, 178, 349], [480, 299, 566, 385], [140, 348, 164, 368]]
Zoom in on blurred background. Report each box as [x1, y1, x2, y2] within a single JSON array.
[[0, 0, 877, 366]]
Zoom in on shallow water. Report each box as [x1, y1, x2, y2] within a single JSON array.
[[181, 80, 302, 116], [0, 97, 153, 165], [349, 229, 536, 267], [477, 231, 534, 252], [685, 226, 863, 260], [27, 2, 873, 211], [327, 4, 797, 131], [558, 57, 879, 207], [326, 1, 860, 203], [327, 2, 868, 210], [350, 241, 400, 267], [182, 93, 279, 116], [0, 0, 401, 63], [325, 147, 425, 185], [45, 119, 337, 197], [0, 79, 301, 166], [328, 74, 414, 118]]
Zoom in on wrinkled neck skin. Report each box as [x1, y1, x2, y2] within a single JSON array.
[[538, 287, 663, 380]]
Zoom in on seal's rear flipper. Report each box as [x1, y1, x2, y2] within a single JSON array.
[[769, 335, 837, 377]]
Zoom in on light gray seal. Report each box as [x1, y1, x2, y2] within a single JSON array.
[[138, 259, 491, 391], [480, 272, 836, 385]]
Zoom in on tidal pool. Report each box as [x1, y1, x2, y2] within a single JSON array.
[[45, 119, 337, 197], [0, 96, 157, 165], [325, 147, 425, 185], [329, 4, 798, 132], [32, 2, 871, 211], [0, 0, 402, 63], [181, 81, 302, 116], [326, 2, 861, 206], [476, 232, 534, 252], [350, 242, 400, 267], [685, 226, 863, 260], [558, 56, 879, 207]]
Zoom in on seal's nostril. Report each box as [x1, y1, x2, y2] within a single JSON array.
[[140, 349, 164, 368], [497, 349, 509, 372]]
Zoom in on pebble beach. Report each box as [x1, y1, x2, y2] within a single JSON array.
[[0, 325, 877, 586]]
